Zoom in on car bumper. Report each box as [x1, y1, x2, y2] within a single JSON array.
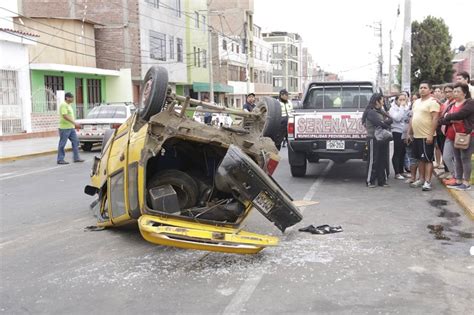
[[78, 135, 104, 142], [289, 139, 367, 158]]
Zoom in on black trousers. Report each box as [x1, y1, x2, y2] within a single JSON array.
[[367, 138, 389, 186], [391, 132, 406, 175]]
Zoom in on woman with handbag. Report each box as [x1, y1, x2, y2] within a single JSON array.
[[363, 93, 393, 188], [439, 83, 473, 191]]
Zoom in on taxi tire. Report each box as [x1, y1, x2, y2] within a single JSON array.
[[290, 162, 307, 177], [81, 142, 93, 152], [101, 129, 115, 154], [139, 66, 168, 121], [148, 170, 199, 209], [254, 97, 282, 142]]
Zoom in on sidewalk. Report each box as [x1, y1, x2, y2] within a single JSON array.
[[434, 168, 474, 220], [0, 136, 71, 162]]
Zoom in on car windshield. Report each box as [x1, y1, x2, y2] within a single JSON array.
[[304, 86, 373, 109], [86, 106, 127, 119]]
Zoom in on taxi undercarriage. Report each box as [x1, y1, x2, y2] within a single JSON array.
[[85, 66, 302, 254]]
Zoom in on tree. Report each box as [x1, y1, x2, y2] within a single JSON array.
[[397, 16, 453, 93]]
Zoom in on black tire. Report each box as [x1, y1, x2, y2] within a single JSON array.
[[81, 142, 93, 152], [254, 97, 282, 140], [101, 129, 115, 154], [148, 170, 199, 209], [139, 66, 169, 121], [290, 160, 307, 177]]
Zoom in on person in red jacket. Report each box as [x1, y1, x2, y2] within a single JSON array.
[[439, 83, 473, 191]]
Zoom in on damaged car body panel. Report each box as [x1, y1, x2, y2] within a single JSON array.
[[85, 66, 302, 254]]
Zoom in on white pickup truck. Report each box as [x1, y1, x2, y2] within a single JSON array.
[[287, 81, 375, 177]]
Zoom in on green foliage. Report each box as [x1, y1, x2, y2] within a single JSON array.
[[397, 16, 453, 93]]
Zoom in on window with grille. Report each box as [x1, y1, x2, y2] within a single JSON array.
[[197, 48, 201, 67], [87, 79, 102, 108], [0, 70, 19, 105], [145, 0, 159, 8], [44, 75, 64, 110], [177, 38, 183, 62], [195, 12, 199, 28], [202, 49, 207, 68], [222, 39, 227, 50], [193, 47, 197, 66], [169, 36, 175, 60], [150, 31, 166, 61]]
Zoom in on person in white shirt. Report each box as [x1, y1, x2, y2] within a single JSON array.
[[389, 92, 409, 179]]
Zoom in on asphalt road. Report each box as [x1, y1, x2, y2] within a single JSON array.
[[1, 149, 473, 314]]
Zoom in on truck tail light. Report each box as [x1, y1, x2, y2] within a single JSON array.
[[287, 121, 294, 136], [111, 123, 121, 129], [75, 124, 82, 130]]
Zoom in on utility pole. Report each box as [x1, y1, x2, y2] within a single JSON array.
[[388, 30, 393, 94], [207, 3, 214, 103], [374, 21, 383, 91], [401, 0, 411, 93]]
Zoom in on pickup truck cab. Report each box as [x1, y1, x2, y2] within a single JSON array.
[[287, 81, 375, 176]]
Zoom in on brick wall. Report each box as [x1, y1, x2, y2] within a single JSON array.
[[22, 0, 142, 78], [31, 113, 58, 132]]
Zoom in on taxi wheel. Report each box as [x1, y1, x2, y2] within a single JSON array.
[[139, 66, 169, 121], [254, 97, 282, 141], [81, 143, 93, 152], [148, 170, 199, 209]]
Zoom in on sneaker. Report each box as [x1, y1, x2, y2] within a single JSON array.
[[382, 183, 390, 187], [410, 180, 423, 188], [422, 181, 432, 191], [447, 182, 462, 189], [405, 178, 415, 184], [57, 160, 69, 165], [367, 184, 376, 188], [395, 174, 405, 180], [454, 184, 471, 191], [74, 159, 85, 163], [443, 178, 457, 186]]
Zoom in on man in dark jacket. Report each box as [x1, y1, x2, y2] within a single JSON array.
[[243, 93, 256, 112]]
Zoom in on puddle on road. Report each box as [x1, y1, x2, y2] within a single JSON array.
[[427, 199, 473, 241]]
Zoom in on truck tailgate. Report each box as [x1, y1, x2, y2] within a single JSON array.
[[294, 112, 367, 140]]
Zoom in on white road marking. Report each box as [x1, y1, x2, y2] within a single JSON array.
[[0, 172, 14, 177], [222, 161, 334, 315], [0, 159, 92, 181]]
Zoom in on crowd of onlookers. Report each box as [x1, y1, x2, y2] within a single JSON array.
[[364, 71, 474, 191]]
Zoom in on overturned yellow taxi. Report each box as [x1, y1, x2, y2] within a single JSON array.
[[85, 66, 302, 254]]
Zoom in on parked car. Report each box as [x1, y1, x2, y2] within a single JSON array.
[[85, 66, 303, 255], [76, 103, 136, 151]]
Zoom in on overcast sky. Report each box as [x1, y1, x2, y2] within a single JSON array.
[[254, 0, 473, 81]]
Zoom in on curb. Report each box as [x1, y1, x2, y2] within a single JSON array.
[[434, 169, 474, 221], [0, 148, 72, 163]]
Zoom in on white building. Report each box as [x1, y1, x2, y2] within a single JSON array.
[[0, 5, 37, 135], [263, 31, 302, 94]]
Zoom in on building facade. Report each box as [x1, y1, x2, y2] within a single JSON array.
[[0, 4, 37, 135], [262, 31, 302, 93]]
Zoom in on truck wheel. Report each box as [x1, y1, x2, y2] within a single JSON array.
[[254, 97, 282, 141], [148, 170, 199, 209], [101, 129, 115, 154], [290, 160, 307, 177], [81, 143, 93, 152], [139, 66, 168, 121]]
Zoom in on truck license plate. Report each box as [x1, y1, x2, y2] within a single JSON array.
[[326, 140, 345, 150]]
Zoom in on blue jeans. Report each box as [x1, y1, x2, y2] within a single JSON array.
[[57, 128, 80, 162]]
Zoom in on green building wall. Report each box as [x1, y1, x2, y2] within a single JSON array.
[[30, 70, 106, 115], [185, 0, 209, 85]]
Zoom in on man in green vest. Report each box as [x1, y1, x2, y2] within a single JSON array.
[[57, 92, 84, 164], [278, 89, 293, 149]]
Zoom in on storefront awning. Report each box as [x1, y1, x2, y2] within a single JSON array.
[[192, 82, 234, 93]]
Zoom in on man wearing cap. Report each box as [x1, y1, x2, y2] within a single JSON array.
[[57, 92, 84, 164], [243, 93, 256, 112], [278, 89, 293, 149]]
